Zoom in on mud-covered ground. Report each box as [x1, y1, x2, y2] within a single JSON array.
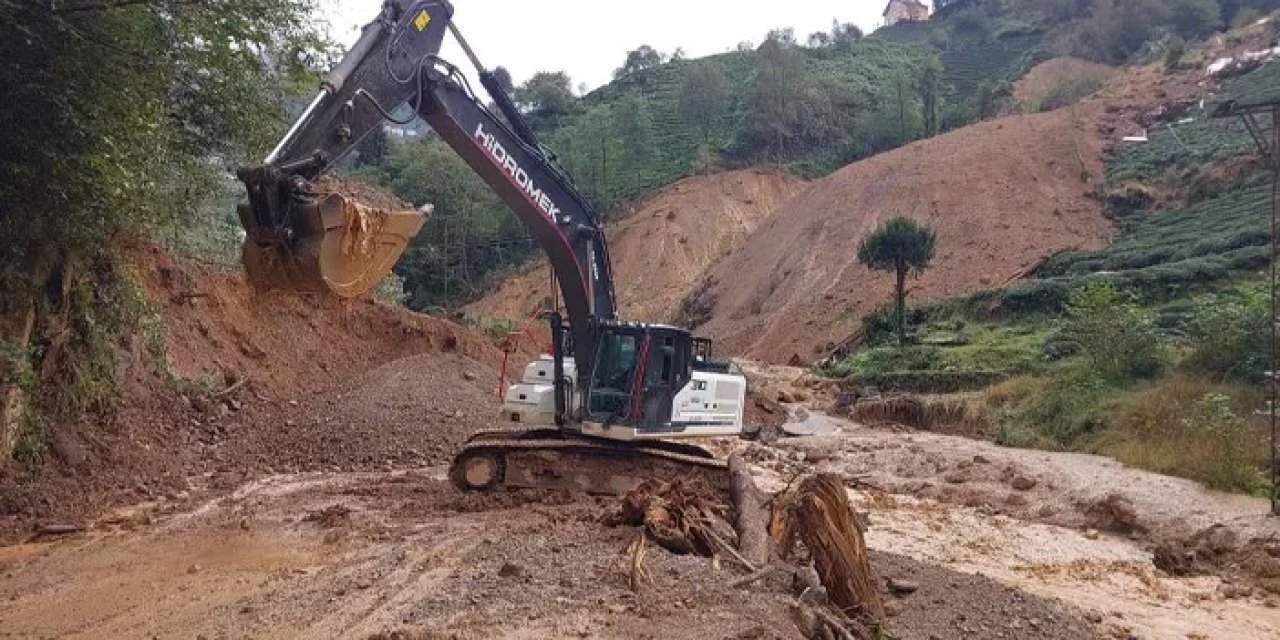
[[0, 470, 1095, 640]]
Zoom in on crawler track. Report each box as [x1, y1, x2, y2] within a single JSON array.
[[449, 428, 729, 495]]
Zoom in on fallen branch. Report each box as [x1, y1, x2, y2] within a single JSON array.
[[212, 378, 247, 398], [628, 532, 649, 592], [729, 454, 771, 568]]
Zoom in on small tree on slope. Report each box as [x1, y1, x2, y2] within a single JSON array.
[[857, 217, 937, 346]]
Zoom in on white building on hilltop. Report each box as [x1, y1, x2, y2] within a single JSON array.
[[883, 0, 932, 26]]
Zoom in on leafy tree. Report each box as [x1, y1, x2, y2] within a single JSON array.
[[678, 61, 729, 142], [857, 217, 937, 345], [0, 0, 326, 433], [919, 56, 945, 137], [614, 45, 667, 79], [373, 138, 534, 309], [806, 31, 832, 48], [515, 71, 577, 129], [830, 20, 865, 50]]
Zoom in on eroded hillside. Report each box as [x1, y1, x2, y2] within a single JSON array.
[[466, 167, 806, 324], [682, 108, 1113, 364]]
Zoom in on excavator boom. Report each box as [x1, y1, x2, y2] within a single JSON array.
[[239, 0, 748, 495]]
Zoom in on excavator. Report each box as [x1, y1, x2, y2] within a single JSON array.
[[237, 0, 749, 493]]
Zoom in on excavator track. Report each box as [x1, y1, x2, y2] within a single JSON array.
[[449, 429, 729, 497]]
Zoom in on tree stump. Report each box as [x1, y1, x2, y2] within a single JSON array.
[[791, 474, 884, 627]]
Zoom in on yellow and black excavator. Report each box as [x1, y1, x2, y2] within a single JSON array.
[[238, 0, 749, 494]]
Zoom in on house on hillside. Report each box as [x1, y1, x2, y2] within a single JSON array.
[[883, 0, 931, 26]]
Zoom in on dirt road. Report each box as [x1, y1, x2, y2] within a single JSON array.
[[2, 355, 1277, 638]]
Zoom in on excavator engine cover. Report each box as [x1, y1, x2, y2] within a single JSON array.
[[237, 168, 426, 298]]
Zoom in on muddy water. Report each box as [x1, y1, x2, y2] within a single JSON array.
[[759, 410, 1280, 640]]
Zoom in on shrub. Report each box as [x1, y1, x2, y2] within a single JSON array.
[[1102, 378, 1266, 494], [996, 368, 1114, 449], [1036, 75, 1106, 112], [1061, 283, 1169, 381], [1183, 285, 1269, 382]]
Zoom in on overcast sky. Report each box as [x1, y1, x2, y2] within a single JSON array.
[[323, 0, 909, 92]]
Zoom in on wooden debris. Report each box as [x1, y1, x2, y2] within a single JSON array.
[[789, 474, 884, 629], [729, 454, 771, 568]]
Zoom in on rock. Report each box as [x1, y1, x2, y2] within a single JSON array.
[[37, 523, 80, 536], [777, 390, 796, 404], [50, 430, 89, 468], [973, 455, 991, 464], [187, 564, 202, 575], [1083, 529, 1100, 540], [944, 470, 969, 484], [498, 561, 525, 578], [463, 371, 478, 381], [886, 577, 920, 595], [1010, 475, 1037, 491]]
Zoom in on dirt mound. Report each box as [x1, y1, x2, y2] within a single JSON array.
[[683, 110, 1113, 363], [1014, 57, 1117, 105], [466, 167, 806, 324], [0, 245, 501, 540]]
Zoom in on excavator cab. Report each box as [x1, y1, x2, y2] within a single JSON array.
[[586, 325, 690, 424]]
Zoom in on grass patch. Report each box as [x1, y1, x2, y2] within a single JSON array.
[[1099, 375, 1266, 493]]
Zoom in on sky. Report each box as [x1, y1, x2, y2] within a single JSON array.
[[323, 0, 906, 92]]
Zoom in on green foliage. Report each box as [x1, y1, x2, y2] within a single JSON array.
[[858, 217, 938, 344], [615, 45, 669, 80], [679, 61, 729, 142], [857, 217, 938, 274], [372, 273, 410, 306], [1182, 284, 1269, 381], [515, 71, 579, 129], [1032, 75, 1106, 112], [356, 138, 537, 311], [1101, 378, 1266, 493], [1061, 283, 1169, 381]]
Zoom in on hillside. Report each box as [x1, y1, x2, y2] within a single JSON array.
[[0, 246, 502, 539], [466, 167, 806, 324], [681, 106, 1113, 364]]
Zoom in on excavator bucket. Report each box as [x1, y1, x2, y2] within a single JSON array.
[[237, 170, 426, 298]]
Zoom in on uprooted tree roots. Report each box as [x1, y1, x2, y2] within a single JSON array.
[[609, 455, 885, 639]]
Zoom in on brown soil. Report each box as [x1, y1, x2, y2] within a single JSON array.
[[1014, 57, 1118, 105], [0, 245, 501, 542], [314, 174, 414, 211], [684, 110, 1113, 364], [466, 167, 806, 325], [0, 469, 1099, 640]]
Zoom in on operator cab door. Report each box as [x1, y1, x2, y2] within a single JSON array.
[[585, 325, 691, 433]]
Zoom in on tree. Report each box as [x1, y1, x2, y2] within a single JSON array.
[[830, 20, 864, 50], [514, 71, 577, 129], [918, 56, 944, 137], [679, 61, 728, 142], [857, 217, 937, 345], [614, 45, 667, 79]]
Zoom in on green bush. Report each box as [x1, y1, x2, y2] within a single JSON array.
[[1035, 75, 1106, 112], [1183, 285, 1269, 382], [996, 369, 1114, 449], [1061, 283, 1169, 381]]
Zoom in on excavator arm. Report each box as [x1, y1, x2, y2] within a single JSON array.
[[239, 0, 616, 382]]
